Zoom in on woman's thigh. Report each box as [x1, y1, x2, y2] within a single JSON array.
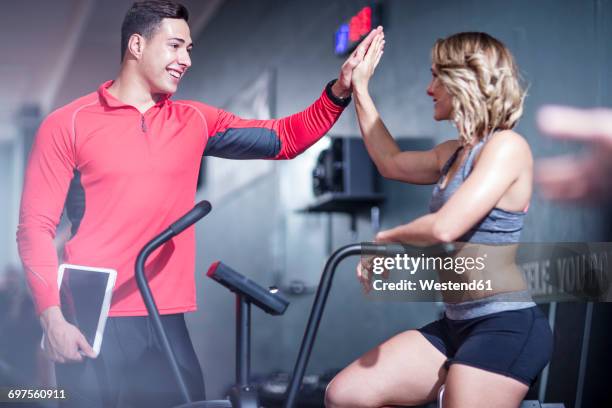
[[452, 307, 552, 385], [443, 307, 552, 407], [443, 363, 528, 408], [325, 330, 447, 408]]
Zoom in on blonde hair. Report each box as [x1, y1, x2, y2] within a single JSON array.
[[432, 32, 526, 145]]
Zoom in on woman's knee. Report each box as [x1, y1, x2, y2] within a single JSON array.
[[324, 373, 378, 408], [324, 376, 352, 408]]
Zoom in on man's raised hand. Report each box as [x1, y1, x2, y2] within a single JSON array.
[[331, 26, 384, 99]]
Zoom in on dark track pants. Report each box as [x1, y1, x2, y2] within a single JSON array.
[[55, 314, 205, 408]]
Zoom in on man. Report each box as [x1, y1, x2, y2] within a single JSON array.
[[16, 1, 382, 406]]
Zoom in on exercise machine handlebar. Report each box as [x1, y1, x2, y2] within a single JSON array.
[[170, 201, 212, 236], [283, 242, 455, 408], [135, 200, 213, 405], [207, 261, 289, 316], [283, 244, 359, 408]]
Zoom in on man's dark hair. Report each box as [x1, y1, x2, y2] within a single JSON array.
[[120, 0, 189, 61]]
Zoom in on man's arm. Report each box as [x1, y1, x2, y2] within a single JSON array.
[[17, 114, 75, 315], [201, 28, 384, 160], [17, 113, 96, 362], [202, 81, 347, 160]]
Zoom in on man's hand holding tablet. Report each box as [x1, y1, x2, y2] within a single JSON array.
[[40, 306, 96, 363], [40, 264, 116, 363]]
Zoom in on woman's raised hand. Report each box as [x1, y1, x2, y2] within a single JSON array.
[[351, 29, 386, 93]]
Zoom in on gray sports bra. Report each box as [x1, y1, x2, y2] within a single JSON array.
[[429, 136, 527, 244], [428, 135, 535, 319]]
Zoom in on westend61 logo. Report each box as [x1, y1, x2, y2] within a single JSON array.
[[372, 253, 487, 275]]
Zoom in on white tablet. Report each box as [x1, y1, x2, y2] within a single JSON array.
[[41, 264, 117, 357]]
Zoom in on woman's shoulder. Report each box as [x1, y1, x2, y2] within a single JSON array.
[[481, 129, 532, 162], [482, 129, 531, 157]]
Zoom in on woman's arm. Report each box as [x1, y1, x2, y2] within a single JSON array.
[[351, 33, 456, 184], [353, 90, 457, 184], [375, 131, 531, 244], [375, 212, 440, 246]]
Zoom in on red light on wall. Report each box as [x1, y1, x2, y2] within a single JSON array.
[[349, 7, 372, 42], [335, 3, 382, 56]]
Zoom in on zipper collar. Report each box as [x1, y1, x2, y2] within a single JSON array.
[[98, 80, 171, 111]]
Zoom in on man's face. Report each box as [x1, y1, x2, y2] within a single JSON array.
[[139, 18, 192, 95]]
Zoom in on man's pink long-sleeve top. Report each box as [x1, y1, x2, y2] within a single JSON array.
[[17, 80, 346, 316]]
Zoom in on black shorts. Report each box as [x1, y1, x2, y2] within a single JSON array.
[[417, 306, 553, 386]]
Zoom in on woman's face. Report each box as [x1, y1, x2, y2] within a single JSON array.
[[426, 65, 453, 121]]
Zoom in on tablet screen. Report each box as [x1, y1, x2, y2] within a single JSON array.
[[60, 267, 111, 347]]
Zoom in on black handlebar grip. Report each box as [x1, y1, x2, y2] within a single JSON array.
[[361, 242, 456, 257], [169, 201, 212, 236], [207, 261, 289, 316], [361, 242, 409, 257]]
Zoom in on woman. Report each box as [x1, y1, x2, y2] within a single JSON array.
[[325, 32, 553, 408]]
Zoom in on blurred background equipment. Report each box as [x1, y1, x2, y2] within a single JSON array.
[[310, 137, 384, 213]]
